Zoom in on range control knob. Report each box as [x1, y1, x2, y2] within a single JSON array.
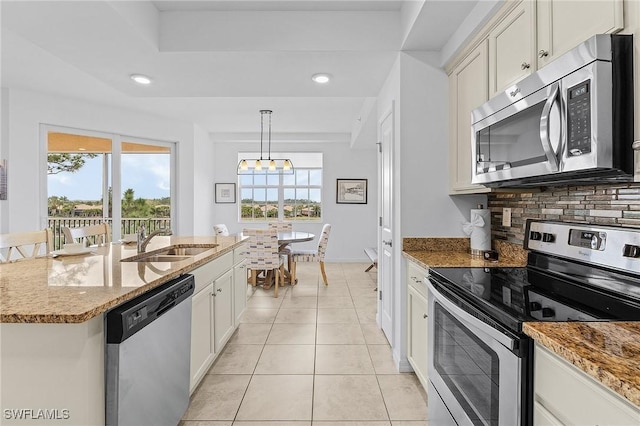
[[623, 244, 640, 258], [542, 233, 555, 243], [529, 302, 542, 311], [529, 231, 542, 241], [541, 308, 555, 318]]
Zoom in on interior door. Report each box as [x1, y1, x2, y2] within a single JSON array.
[[378, 105, 394, 342]]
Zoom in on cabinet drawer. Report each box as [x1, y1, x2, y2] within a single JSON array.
[[234, 244, 248, 264], [192, 251, 233, 293], [534, 343, 640, 425], [407, 260, 428, 300]]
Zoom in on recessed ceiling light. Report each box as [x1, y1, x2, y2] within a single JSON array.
[[130, 74, 152, 85], [312, 73, 331, 84]]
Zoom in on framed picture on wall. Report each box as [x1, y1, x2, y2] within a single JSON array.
[[336, 178, 367, 204], [215, 183, 236, 203]]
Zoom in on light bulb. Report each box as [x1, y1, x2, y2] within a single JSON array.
[[269, 159, 276, 171], [130, 74, 152, 85], [240, 159, 248, 171], [255, 160, 262, 171], [283, 159, 292, 171]]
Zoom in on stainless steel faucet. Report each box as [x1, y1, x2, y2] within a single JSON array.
[[137, 224, 173, 253]]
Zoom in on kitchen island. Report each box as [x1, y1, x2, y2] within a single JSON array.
[[0, 234, 247, 425]]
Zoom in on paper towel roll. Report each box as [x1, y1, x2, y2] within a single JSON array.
[[469, 208, 491, 253]]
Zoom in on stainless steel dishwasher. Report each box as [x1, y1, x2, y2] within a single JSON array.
[[106, 274, 195, 426]]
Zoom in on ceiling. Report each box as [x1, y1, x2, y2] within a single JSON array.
[[1, 0, 486, 139]]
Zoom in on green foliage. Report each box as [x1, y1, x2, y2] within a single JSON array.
[[48, 188, 170, 218], [47, 153, 98, 175]]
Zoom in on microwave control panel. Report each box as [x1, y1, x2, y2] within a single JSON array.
[[566, 80, 592, 156]]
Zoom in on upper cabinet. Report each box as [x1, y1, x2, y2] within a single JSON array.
[[537, 0, 624, 68], [449, 41, 491, 194], [446, 0, 626, 194], [489, 0, 536, 96]]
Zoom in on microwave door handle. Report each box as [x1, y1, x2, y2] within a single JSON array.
[[540, 82, 561, 172]]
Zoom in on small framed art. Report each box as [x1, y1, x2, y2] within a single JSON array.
[[336, 178, 367, 204], [215, 183, 236, 203]]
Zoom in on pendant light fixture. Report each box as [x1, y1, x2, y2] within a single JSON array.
[[237, 110, 294, 175]]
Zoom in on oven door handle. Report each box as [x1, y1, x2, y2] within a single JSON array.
[[426, 278, 518, 351], [539, 81, 561, 172]]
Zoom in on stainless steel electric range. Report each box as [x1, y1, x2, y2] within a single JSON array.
[[426, 220, 640, 426]]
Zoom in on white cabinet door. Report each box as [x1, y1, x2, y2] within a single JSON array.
[[190, 284, 214, 391], [488, 0, 535, 96], [449, 40, 491, 194], [534, 343, 640, 425], [537, 0, 624, 68], [213, 269, 234, 352], [407, 284, 428, 390], [233, 260, 247, 326], [533, 401, 563, 426]]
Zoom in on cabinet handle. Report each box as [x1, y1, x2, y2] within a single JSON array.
[[423, 314, 428, 319], [217, 288, 223, 292], [383, 240, 392, 247], [538, 50, 549, 58], [521, 62, 531, 70]]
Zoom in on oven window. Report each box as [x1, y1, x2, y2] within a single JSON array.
[[434, 303, 500, 425], [476, 100, 550, 171]]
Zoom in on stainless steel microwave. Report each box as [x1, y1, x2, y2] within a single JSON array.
[[471, 34, 633, 187]]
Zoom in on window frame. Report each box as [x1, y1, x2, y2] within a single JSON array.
[[238, 165, 323, 223], [41, 124, 177, 241]]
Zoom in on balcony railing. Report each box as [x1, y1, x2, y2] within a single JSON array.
[[48, 217, 171, 250]]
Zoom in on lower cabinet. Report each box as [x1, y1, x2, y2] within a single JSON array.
[[533, 343, 640, 425], [406, 259, 429, 390], [233, 260, 248, 326], [189, 243, 247, 392], [190, 283, 215, 390], [213, 269, 234, 352]]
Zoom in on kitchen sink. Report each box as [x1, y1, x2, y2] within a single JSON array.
[[123, 255, 192, 263], [157, 247, 214, 256], [121, 244, 217, 262]]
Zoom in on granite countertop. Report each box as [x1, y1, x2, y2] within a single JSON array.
[[524, 322, 640, 407], [0, 235, 247, 324], [402, 237, 528, 269]]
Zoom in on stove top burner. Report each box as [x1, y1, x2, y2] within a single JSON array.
[[428, 221, 640, 334]]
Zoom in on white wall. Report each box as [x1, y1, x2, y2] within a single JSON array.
[[210, 137, 378, 262], [192, 124, 216, 236], [399, 52, 486, 236], [1, 88, 201, 235]]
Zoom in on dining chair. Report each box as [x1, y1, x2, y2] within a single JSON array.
[[0, 229, 53, 263], [243, 228, 285, 297], [290, 223, 331, 286], [62, 222, 111, 246], [213, 224, 230, 236], [268, 221, 293, 268], [268, 221, 292, 232]]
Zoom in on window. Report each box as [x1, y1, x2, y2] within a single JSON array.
[[239, 153, 322, 221], [45, 126, 175, 248]]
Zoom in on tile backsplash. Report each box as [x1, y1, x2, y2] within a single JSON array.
[[488, 183, 640, 246]]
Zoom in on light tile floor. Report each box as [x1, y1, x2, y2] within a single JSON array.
[[180, 262, 428, 426]]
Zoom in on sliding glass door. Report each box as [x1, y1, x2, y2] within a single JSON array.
[[45, 126, 175, 249]]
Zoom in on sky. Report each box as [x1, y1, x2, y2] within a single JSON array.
[[48, 154, 171, 201]]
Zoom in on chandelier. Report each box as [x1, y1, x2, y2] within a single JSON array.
[[237, 110, 294, 175]]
